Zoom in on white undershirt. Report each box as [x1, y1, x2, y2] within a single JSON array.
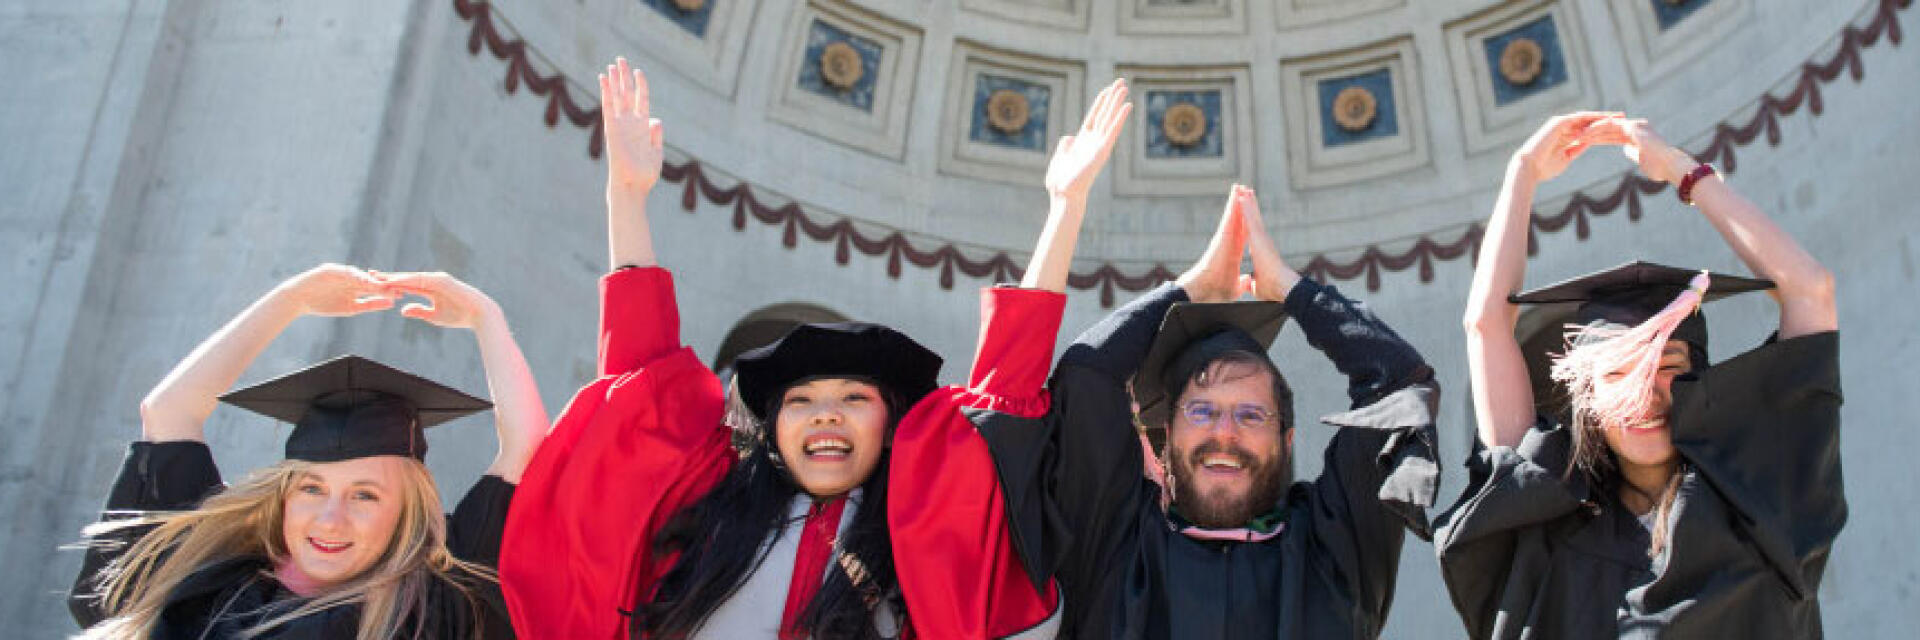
[[687, 488, 1063, 639], [692, 491, 865, 640]]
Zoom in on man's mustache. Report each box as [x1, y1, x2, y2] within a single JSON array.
[[1182, 440, 1259, 471]]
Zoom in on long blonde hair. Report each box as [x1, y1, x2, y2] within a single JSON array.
[[78, 458, 496, 639]]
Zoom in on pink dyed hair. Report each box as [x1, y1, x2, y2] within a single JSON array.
[[1549, 271, 1711, 430]]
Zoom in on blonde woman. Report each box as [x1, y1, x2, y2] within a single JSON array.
[[68, 264, 549, 639]]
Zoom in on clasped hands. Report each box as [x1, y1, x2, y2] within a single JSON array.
[[270, 263, 501, 331]]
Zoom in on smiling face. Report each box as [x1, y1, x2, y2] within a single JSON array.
[[773, 378, 891, 498], [1597, 340, 1693, 469], [1166, 359, 1292, 529], [278, 455, 409, 592]]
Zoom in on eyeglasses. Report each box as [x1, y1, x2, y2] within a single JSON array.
[[1176, 400, 1280, 432]]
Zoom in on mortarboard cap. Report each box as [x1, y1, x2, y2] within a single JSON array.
[[219, 355, 492, 462], [1135, 301, 1290, 429], [1510, 260, 1774, 368]]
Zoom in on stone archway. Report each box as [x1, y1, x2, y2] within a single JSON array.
[[711, 302, 850, 386]]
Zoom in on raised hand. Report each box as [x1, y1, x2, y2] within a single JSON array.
[[273, 263, 397, 318], [373, 271, 503, 331], [1511, 111, 1627, 184], [1237, 187, 1301, 302], [1604, 118, 1697, 185], [376, 270, 550, 482], [1176, 184, 1252, 303], [601, 56, 664, 195], [1044, 79, 1132, 200]]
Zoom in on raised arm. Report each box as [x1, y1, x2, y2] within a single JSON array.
[[139, 264, 397, 442], [1464, 113, 1625, 448], [602, 57, 664, 270], [1612, 119, 1838, 338], [1021, 78, 1130, 293], [378, 271, 551, 484]]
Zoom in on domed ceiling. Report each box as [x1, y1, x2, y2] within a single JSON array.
[[451, 0, 1906, 303]]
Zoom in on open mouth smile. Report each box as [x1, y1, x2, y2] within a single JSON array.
[[802, 434, 853, 460], [1198, 454, 1247, 476]]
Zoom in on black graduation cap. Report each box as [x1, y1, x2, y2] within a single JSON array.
[[1510, 261, 1773, 367], [219, 355, 492, 463], [732, 322, 943, 424], [1135, 301, 1290, 429]]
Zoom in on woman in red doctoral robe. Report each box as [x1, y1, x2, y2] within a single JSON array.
[[496, 58, 1136, 639]]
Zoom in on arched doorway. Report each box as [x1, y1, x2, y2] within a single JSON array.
[[711, 302, 850, 382]]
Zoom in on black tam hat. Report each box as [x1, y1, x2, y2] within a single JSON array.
[[1510, 261, 1773, 369], [1135, 301, 1290, 429], [220, 355, 491, 462], [732, 322, 943, 424]]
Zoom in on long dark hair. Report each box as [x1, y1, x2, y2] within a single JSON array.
[[636, 387, 908, 639]]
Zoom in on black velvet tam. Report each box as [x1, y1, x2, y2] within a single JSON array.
[[1134, 301, 1289, 428], [219, 355, 491, 462], [732, 322, 943, 422]]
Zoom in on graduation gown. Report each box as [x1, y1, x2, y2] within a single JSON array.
[[982, 280, 1441, 640], [1433, 331, 1845, 639], [68, 440, 515, 639], [498, 267, 1063, 639]]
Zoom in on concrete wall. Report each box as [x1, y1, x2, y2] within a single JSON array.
[[2, 0, 1914, 636]]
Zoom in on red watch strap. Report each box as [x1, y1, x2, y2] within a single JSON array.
[[1678, 163, 1717, 205]]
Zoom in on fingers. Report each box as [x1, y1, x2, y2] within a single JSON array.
[[1218, 184, 1248, 246], [370, 270, 444, 291], [353, 296, 397, 314], [1203, 184, 1246, 256], [1240, 187, 1282, 266], [649, 118, 664, 152], [599, 72, 614, 115], [1082, 81, 1114, 132], [400, 301, 439, 322], [1098, 80, 1129, 134], [1102, 101, 1133, 147], [615, 57, 630, 104], [606, 64, 625, 115], [631, 64, 650, 120], [1237, 274, 1256, 298], [1237, 185, 1269, 235]]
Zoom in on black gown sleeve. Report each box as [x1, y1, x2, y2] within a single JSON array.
[[68, 441, 225, 628], [1430, 419, 1587, 638], [980, 283, 1187, 597], [446, 474, 515, 566], [1283, 278, 1442, 626], [1667, 331, 1844, 601], [440, 475, 517, 638]]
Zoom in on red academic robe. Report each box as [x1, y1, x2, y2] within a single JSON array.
[[498, 267, 1061, 639]]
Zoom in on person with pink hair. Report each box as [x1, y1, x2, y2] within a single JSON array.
[[1435, 112, 1844, 638]]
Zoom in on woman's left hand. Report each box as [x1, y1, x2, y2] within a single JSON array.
[[372, 271, 503, 330], [1044, 79, 1132, 200]]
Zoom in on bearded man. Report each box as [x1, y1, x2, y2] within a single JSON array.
[[976, 186, 1441, 639]]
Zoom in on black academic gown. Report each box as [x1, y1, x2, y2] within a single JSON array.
[[1433, 331, 1845, 639], [68, 441, 516, 639], [980, 280, 1441, 640]]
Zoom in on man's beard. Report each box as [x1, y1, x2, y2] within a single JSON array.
[[1169, 439, 1290, 529]]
